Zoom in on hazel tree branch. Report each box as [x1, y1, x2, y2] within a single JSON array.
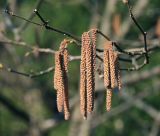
[[1, 0, 156, 78], [0, 63, 54, 78]]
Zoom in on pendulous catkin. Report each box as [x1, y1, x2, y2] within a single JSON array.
[[103, 41, 113, 88], [86, 32, 94, 113], [109, 49, 116, 89], [87, 29, 97, 114], [80, 29, 97, 118], [80, 32, 88, 119], [114, 52, 122, 90], [53, 39, 70, 120], [54, 51, 64, 112], [103, 41, 121, 111]]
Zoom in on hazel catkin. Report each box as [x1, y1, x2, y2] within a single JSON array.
[[85, 32, 94, 113], [54, 51, 64, 112], [53, 39, 70, 119], [80, 32, 88, 119]]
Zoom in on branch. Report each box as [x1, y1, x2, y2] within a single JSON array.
[[126, 1, 149, 64], [0, 63, 54, 78], [18, 0, 45, 33]]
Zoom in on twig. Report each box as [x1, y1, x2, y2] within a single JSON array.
[[127, 2, 149, 64], [1, 64, 54, 78], [2, 2, 152, 75], [34, 9, 81, 42], [18, 0, 45, 33]]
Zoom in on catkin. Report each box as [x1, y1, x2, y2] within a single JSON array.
[[60, 39, 70, 120], [54, 51, 64, 112], [114, 52, 122, 90], [54, 54, 58, 90], [63, 49, 69, 72], [109, 50, 116, 89], [87, 29, 97, 113], [86, 32, 94, 113], [54, 39, 70, 119], [89, 29, 97, 83], [103, 41, 121, 111], [63, 70, 70, 120], [80, 32, 88, 119], [89, 28, 97, 71], [80, 30, 97, 117], [103, 41, 113, 88], [106, 89, 112, 111]]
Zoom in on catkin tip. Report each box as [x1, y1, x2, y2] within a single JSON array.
[[106, 89, 112, 111]]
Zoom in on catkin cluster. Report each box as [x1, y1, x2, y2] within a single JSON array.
[[53, 30, 122, 120], [103, 41, 121, 111], [80, 29, 97, 119], [54, 39, 70, 120]]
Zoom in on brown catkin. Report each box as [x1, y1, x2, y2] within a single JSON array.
[[59, 39, 70, 119], [54, 54, 58, 90], [109, 50, 116, 89], [63, 50, 70, 120], [86, 32, 95, 113], [63, 66, 70, 120], [80, 32, 88, 119], [114, 52, 122, 90], [103, 41, 113, 88], [87, 29, 97, 113], [63, 49, 69, 72], [89, 28, 97, 75], [54, 51, 64, 112], [106, 89, 112, 111]]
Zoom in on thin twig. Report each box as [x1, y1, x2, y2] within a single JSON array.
[[18, 0, 45, 33], [1, 64, 55, 78], [127, 2, 149, 64], [34, 9, 81, 42]]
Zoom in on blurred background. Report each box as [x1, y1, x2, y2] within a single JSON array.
[[0, 0, 160, 136]]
